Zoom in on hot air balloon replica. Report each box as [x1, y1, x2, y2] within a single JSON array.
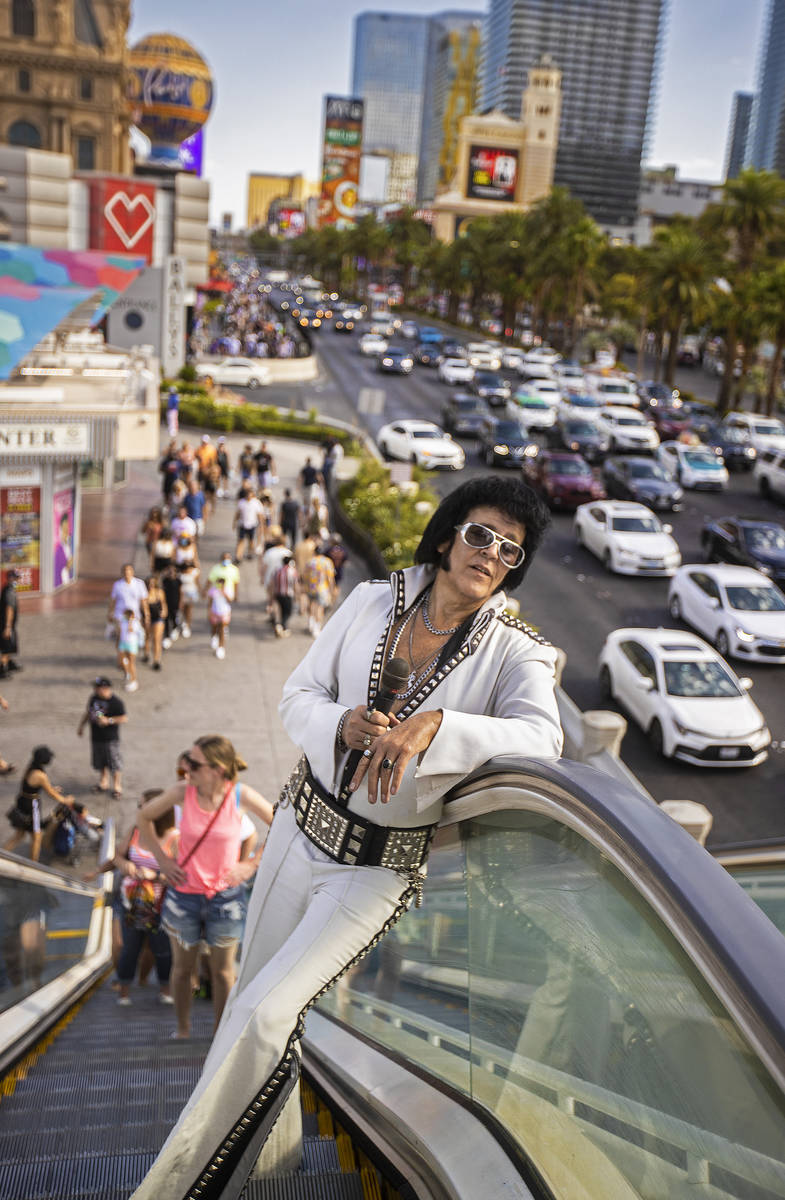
[[128, 34, 214, 167]]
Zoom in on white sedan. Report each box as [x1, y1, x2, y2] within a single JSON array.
[[522, 346, 561, 369], [193, 358, 270, 389], [554, 362, 586, 392], [574, 500, 681, 575], [377, 420, 465, 470], [596, 407, 660, 453], [598, 627, 771, 766], [465, 343, 502, 370], [500, 347, 526, 371], [657, 441, 729, 490], [668, 564, 785, 663], [359, 332, 388, 356], [527, 377, 562, 405], [438, 357, 475, 385], [513, 391, 558, 430], [558, 394, 605, 421]]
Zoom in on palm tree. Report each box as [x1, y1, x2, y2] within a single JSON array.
[[756, 262, 785, 414], [386, 209, 432, 306], [645, 223, 716, 386], [347, 214, 391, 301], [700, 169, 785, 410]]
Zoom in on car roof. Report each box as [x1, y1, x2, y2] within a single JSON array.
[[395, 420, 442, 433], [608, 627, 715, 657], [601, 406, 644, 418], [593, 500, 655, 516]]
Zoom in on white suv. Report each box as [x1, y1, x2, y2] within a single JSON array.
[[586, 374, 640, 407], [756, 449, 785, 502], [723, 412, 785, 453]]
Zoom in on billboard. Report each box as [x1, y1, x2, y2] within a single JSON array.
[[179, 129, 204, 176], [53, 487, 75, 589], [466, 146, 518, 202], [88, 178, 157, 261], [1, 484, 40, 591], [277, 208, 306, 238], [318, 95, 364, 228]]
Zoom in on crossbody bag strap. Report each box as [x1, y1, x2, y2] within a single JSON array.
[[179, 783, 231, 870]]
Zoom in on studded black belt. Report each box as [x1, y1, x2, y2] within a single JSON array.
[[279, 757, 436, 872]]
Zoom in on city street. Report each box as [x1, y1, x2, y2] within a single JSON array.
[[247, 319, 785, 847]]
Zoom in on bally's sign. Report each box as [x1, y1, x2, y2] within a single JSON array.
[[0, 422, 90, 456]]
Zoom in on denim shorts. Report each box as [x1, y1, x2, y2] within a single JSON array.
[[161, 885, 247, 949]]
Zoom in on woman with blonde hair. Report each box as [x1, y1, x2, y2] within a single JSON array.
[[137, 735, 273, 1038]]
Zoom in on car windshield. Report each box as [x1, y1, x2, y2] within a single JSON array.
[[659, 408, 685, 421], [568, 396, 601, 407], [495, 422, 524, 438], [454, 397, 482, 411], [477, 372, 502, 384], [564, 421, 598, 436], [720, 427, 749, 444], [518, 396, 548, 408], [627, 462, 668, 480], [725, 585, 785, 612], [663, 661, 741, 698], [553, 459, 591, 476], [683, 452, 722, 468], [444, 358, 467, 367], [616, 417, 644, 426], [647, 384, 673, 399], [752, 420, 785, 436], [411, 429, 442, 438], [611, 517, 660, 533], [601, 383, 632, 394], [387, 347, 406, 355], [744, 525, 785, 552]]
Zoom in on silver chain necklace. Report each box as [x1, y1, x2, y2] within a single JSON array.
[[422, 589, 459, 636], [388, 594, 447, 700]]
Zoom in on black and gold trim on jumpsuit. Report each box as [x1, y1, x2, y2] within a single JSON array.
[[182, 870, 421, 1200]]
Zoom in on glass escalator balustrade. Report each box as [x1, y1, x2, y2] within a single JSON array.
[[0, 874, 95, 1015], [317, 811, 785, 1199]]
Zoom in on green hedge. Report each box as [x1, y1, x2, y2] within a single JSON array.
[[160, 393, 361, 450], [339, 459, 438, 571]]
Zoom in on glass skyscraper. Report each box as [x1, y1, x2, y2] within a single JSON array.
[[724, 92, 754, 180], [748, 0, 785, 176], [481, 0, 666, 228], [418, 12, 484, 204], [351, 13, 430, 205]]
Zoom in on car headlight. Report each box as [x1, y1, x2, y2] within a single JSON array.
[[672, 487, 684, 500], [569, 441, 580, 451], [746, 446, 757, 456], [735, 627, 756, 642], [757, 564, 774, 576], [382, 358, 393, 366], [494, 445, 510, 455], [617, 549, 638, 560]]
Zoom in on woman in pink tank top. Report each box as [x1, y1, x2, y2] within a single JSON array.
[[137, 735, 274, 1038]]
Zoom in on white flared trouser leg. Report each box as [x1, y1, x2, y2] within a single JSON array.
[[130, 803, 414, 1199]]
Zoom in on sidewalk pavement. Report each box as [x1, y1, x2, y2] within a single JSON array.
[[2, 427, 366, 852]]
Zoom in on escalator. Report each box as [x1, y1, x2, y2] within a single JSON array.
[[1, 757, 785, 1199]]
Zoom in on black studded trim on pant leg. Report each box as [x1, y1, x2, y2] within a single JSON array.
[[181, 875, 420, 1200]]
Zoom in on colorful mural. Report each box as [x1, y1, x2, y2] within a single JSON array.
[[0, 245, 146, 380]]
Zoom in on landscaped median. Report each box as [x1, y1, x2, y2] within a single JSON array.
[[337, 459, 438, 572], [160, 389, 362, 449]]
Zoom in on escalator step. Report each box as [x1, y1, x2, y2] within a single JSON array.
[[240, 1179, 364, 1198]]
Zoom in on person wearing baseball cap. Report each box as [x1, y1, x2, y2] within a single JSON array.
[[77, 677, 128, 798]]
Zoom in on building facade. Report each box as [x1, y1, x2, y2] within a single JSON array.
[[417, 11, 483, 204], [0, 0, 132, 174], [480, 0, 666, 228], [247, 172, 316, 229], [724, 91, 754, 180], [748, 0, 785, 175], [352, 12, 430, 206]]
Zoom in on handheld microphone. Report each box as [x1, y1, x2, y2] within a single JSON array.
[[341, 657, 410, 789]]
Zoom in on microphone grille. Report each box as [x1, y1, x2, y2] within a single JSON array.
[[382, 656, 410, 692]]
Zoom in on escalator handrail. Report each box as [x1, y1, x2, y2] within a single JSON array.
[[442, 755, 785, 1093]]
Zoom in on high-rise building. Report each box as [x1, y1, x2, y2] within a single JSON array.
[[351, 10, 483, 206], [352, 12, 430, 205], [418, 12, 484, 204], [480, 0, 666, 229], [724, 92, 754, 180], [748, 0, 785, 175]]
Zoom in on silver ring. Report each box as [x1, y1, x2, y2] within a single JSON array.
[[381, 757, 394, 771], [362, 734, 372, 748], [362, 748, 372, 759]]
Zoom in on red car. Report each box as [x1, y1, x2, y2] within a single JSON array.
[[648, 406, 691, 440], [523, 450, 606, 509]]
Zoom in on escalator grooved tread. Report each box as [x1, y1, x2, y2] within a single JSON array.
[[0, 980, 374, 1199]]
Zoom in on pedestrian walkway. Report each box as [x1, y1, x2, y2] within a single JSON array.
[[2, 428, 364, 849]]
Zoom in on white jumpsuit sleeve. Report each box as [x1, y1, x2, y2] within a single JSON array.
[[278, 582, 368, 760], [413, 636, 563, 806]]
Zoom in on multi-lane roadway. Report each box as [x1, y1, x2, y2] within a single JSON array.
[[252, 315, 785, 846]]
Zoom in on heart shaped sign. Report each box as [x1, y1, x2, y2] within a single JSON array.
[[104, 191, 155, 249]]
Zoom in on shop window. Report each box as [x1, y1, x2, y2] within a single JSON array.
[[79, 76, 92, 101], [8, 120, 41, 148], [76, 135, 95, 170], [12, 0, 35, 37], [18, 68, 31, 92]]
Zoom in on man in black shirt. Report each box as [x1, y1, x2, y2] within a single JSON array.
[[77, 677, 127, 798], [279, 488, 300, 548], [0, 570, 20, 679]]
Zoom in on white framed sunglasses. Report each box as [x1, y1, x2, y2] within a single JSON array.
[[454, 522, 526, 569]]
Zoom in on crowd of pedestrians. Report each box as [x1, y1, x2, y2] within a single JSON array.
[[189, 285, 297, 361]]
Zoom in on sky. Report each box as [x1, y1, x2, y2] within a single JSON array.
[[128, 0, 766, 227]]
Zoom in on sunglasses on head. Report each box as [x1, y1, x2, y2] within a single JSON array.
[[454, 522, 525, 569]]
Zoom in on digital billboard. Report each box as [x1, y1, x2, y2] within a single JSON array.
[[318, 96, 364, 228], [466, 146, 518, 202]]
